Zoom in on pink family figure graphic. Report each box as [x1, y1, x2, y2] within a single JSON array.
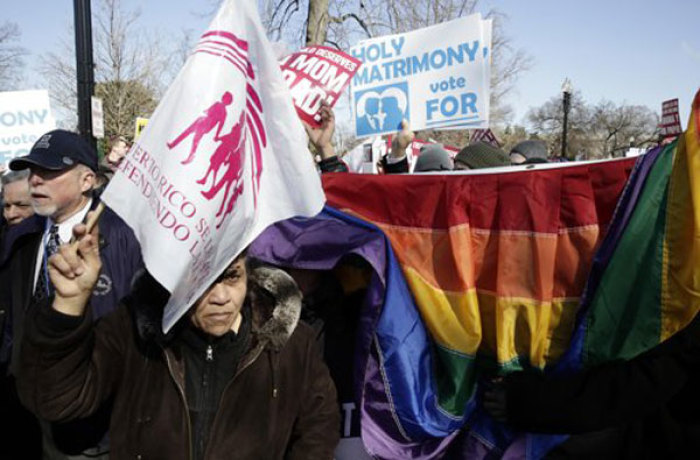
[[167, 91, 233, 165], [200, 111, 247, 228], [197, 111, 245, 189]]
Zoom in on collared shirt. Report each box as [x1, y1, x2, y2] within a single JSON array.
[[33, 199, 93, 290]]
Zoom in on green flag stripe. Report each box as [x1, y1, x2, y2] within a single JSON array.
[[584, 147, 674, 366]]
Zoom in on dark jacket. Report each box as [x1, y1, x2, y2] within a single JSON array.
[[18, 266, 340, 460], [505, 315, 700, 459], [318, 155, 349, 173], [0, 204, 143, 372], [380, 154, 409, 174]]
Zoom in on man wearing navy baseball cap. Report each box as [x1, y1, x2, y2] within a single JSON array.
[[9, 129, 98, 224], [1, 129, 143, 459]]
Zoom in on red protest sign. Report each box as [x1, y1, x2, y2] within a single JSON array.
[[280, 46, 361, 127], [470, 128, 501, 148], [659, 98, 682, 139]]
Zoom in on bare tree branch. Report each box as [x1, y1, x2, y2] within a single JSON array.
[[0, 22, 27, 90], [329, 13, 372, 39], [38, 0, 177, 135], [527, 93, 658, 159]]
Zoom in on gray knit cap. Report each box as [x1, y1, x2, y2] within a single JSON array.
[[510, 140, 548, 164], [414, 144, 453, 172]]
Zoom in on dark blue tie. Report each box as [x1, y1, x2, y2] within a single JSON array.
[[32, 225, 60, 302]]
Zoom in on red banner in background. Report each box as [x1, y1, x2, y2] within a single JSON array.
[[470, 128, 501, 148], [280, 46, 361, 127]]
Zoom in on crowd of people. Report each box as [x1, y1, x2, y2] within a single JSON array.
[[307, 101, 552, 175], [0, 100, 698, 460], [0, 128, 344, 459]]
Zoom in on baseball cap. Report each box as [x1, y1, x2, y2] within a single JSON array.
[[9, 129, 98, 172]]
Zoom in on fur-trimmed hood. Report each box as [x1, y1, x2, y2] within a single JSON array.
[[126, 265, 302, 353]]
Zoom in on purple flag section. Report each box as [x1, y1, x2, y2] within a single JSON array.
[[250, 206, 531, 459]]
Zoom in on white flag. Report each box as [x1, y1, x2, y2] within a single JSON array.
[[101, 0, 325, 332]]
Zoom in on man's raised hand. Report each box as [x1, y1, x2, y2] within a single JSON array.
[[49, 212, 102, 316], [390, 119, 415, 158]]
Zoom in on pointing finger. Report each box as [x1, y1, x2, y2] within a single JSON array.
[[78, 219, 101, 270]]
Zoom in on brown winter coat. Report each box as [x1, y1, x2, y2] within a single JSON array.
[[18, 267, 340, 460]]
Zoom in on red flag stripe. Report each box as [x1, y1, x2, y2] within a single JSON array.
[[197, 39, 254, 77], [194, 46, 253, 79], [201, 30, 249, 51]]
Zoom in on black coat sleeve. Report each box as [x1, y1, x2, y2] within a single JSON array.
[[318, 156, 349, 173], [16, 301, 130, 422], [380, 155, 409, 174], [285, 326, 340, 459]]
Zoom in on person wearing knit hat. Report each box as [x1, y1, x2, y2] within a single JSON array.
[[413, 144, 453, 172], [454, 142, 510, 170], [510, 140, 548, 165]]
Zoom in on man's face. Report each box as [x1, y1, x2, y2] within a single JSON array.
[[453, 160, 470, 171], [106, 140, 128, 171], [2, 179, 33, 225], [28, 165, 94, 223], [510, 152, 527, 165], [190, 257, 247, 337]]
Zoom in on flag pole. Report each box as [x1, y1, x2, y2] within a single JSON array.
[[69, 201, 106, 246], [84, 201, 106, 233]]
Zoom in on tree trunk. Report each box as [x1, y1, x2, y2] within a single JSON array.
[[306, 0, 330, 46]]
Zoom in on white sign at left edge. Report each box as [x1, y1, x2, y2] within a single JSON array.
[[91, 96, 104, 139], [0, 90, 56, 170]]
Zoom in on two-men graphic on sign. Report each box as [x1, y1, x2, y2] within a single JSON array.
[[355, 82, 409, 136]]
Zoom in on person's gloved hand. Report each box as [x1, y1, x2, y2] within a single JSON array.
[[483, 377, 508, 422]]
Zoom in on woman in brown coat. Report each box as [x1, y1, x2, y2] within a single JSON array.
[[17, 220, 340, 460]]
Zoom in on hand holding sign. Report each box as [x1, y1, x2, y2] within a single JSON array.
[[281, 46, 361, 129], [390, 119, 415, 159], [304, 100, 336, 159]]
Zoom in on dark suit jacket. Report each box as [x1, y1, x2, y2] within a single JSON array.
[[0, 204, 143, 374]]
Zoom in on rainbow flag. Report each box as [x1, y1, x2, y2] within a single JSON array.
[[251, 157, 635, 457], [248, 87, 700, 460], [560, 91, 700, 372]]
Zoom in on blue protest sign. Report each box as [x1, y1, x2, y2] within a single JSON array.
[[350, 14, 491, 137]]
